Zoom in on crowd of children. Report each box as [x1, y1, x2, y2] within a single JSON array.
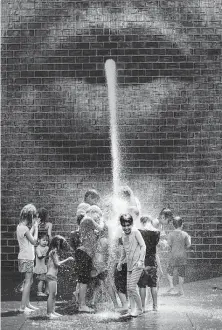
[[16, 187, 191, 318]]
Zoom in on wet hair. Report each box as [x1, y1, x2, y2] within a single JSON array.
[[20, 204, 37, 226], [47, 235, 67, 256], [173, 216, 183, 229], [119, 214, 133, 226], [86, 205, 102, 217], [84, 189, 100, 204], [118, 185, 133, 199], [38, 208, 48, 223], [159, 207, 173, 223], [152, 218, 161, 229], [140, 215, 152, 225], [38, 232, 49, 240], [77, 213, 85, 226], [77, 202, 90, 216]]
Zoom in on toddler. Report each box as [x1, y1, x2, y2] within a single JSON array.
[[34, 232, 49, 297], [46, 235, 74, 319]]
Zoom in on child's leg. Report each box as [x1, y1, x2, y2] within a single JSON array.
[[150, 287, 158, 310], [127, 269, 143, 315], [20, 272, 34, 310], [37, 280, 44, 293], [167, 265, 174, 291], [103, 277, 119, 308], [117, 291, 128, 309], [178, 276, 184, 294], [138, 287, 146, 310], [47, 281, 57, 315]]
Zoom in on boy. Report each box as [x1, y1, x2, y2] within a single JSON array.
[[138, 216, 160, 311], [167, 216, 191, 296]]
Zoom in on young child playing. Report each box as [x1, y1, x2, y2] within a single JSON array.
[[75, 206, 104, 313], [16, 203, 40, 313], [138, 216, 160, 312], [117, 214, 146, 317], [46, 235, 74, 319], [167, 216, 191, 296], [34, 232, 49, 297], [38, 208, 53, 241], [90, 224, 119, 310]]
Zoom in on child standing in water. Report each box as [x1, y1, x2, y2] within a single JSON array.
[[34, 232, 49, 297], [46, 235, 74, 319], [16, 203, 40, 313], [138, 216, 160, 311], [167, 216, 191, 296], [117, 214, 146, 317]]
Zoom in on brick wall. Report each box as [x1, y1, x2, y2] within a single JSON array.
[[1, 0, 222, 280]]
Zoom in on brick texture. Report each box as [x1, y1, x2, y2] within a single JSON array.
[[1, 0, 222, 281]]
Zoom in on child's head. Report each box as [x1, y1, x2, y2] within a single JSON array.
[[86, 205, 103, 223], [20, 203, 38, 227], [118, 185, 133, 201], [84, 189, 100, 206], [119, 214, 133, 235], [38, 232, 49, 247], [38, 207, 48, 223], [173, 216, 183, 229], [48, 235, 67, 252], [140, 215, 152, 226], [159, 207, 173, 225], [152, 218, 161, 230]]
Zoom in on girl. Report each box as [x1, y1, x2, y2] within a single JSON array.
[[16, 203, 40, 313], [38, 208, 53, 241], [117, 214, 146, 317], [46, 235, 74, 319], [34, 232, 49, 296]]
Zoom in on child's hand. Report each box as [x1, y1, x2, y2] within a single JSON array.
[[137, 261, 144, 269], [68, 256, 74, 261], [117, 263, 122, 271]]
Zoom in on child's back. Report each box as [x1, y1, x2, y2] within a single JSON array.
[[168, 230, 190, 266]]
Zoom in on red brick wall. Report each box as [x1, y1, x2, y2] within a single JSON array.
[[2, 0, 222, 280]]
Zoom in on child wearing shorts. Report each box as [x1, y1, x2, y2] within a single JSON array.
[[46, 235, 74, 319], [138, 216, 160, 311], [16, 203, 40, 313], [167, 216, 191, 296], [34, 232, 49, 296]]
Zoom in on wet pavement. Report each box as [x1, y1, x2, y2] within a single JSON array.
[[1, 277, 222, 330]]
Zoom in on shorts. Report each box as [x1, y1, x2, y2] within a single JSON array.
[[114, 263, 127, 294], [137, 266, 157, 288], [75, 249, 93, 284], [35, 273, 46, 281], [167, 265, 186, 277], [46, 274, 58, 282], [18, 260, 34, 273]]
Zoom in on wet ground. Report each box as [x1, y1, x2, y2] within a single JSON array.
[[1, 277, 222, 330]]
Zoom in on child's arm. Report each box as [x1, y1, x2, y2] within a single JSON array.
[[25, 222, 38, 245], [47, 222, 52, 240], [51, 251, 74, 267], [156, 254, 163, 277], [135, 230, 146, 268], [185, 234, 191, 249], [36, 246, 47, 259]]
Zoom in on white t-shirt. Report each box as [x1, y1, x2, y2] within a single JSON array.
[[16, 223, 35, 260]]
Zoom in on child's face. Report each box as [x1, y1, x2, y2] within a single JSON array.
[[39, 237, 48, 247], [92, 211, 102, 223], [121, 222, 133, 235]]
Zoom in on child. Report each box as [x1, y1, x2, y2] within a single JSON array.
[[90, 224, 119, 310], [46, 235, 74, 319], [38, 208, 53, 241], [117, 214, 146, 317], [84, 189, 100, 206], [138, 216, 160, 311], [75, 207, 104, 313], [34, 232, 49, 297], [16, 203, 40, 313], [167, 216, 191, 296]]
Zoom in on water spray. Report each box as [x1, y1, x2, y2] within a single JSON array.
[[105, 59, 121, 197]]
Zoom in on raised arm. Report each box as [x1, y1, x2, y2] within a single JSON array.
[[25, 222, 38, 245], [47, 222, 52, 240]]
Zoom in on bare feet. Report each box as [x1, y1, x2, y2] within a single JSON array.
[[78, 305, 94, 313]]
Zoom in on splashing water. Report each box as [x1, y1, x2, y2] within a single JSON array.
[[105, 59, 121, 197]]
